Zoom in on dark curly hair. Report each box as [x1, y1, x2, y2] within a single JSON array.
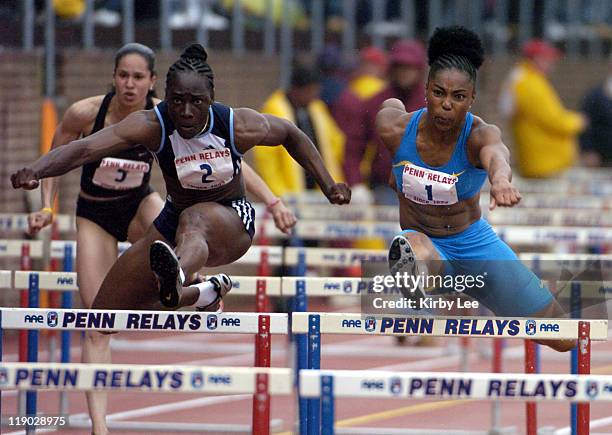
[[166, 43, 215, 98], [427, 26, 484, 84]]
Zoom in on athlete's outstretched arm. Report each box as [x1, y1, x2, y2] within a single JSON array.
[[232, 108, 350, 205], [375, 99, 411, 155], [241, 162, 297, 234], [472, 122, 521, 210], [28, 100, 96, 234], [11, 110, 160, 190]]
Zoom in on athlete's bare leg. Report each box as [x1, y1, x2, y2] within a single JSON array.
[[76, 218, 118, 435], [172, 202, 252, 306], [531, 300, 576, 352]]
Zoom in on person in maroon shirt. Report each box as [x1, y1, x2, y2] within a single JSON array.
[[336, 39, 426, 205]]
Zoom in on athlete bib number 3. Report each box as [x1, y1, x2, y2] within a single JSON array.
[[92, 157, 149, 190], [402, 163, 458, 205]]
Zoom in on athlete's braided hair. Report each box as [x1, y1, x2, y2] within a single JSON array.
[[166, 43, 215, 98], [427, 26, 484, 84]]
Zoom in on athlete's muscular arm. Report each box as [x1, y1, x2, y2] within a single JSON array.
[[375, 99, 411, 155], [28, 98, 99, 234], [232, 108, 350, 204], [11, 110, 160, 190], [241, 162, 297, 234], [470, 119, 521, 210]]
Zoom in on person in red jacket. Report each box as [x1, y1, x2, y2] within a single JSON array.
[[336, 39, 427, 205]]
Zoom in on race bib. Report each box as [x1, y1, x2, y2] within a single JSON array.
[[174, 147, 234, 190], [92, 157, 149, 190], [402, 163, 459, 205]]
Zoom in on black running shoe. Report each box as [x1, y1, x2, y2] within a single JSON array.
[[388, 234, 426, 303], [150, 240, 182, 308], [197, 273, 232, 312]]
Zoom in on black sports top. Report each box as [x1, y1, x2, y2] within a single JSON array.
[[79, 91, 155, 198]]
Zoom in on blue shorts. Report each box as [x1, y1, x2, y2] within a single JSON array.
[[400, 218, 553, 317], [154, 198, 256, 245]]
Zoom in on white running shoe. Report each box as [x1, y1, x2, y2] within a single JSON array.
[[197, 274, 232, 312]]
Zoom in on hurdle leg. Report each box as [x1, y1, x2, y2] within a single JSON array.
[[26, 273, 40, 434], [525, 340, 537, 435], [321, 375, 334, 435], [490, 338, 503, 433], [59, 244, 74, 416], [307, 315, 321, 435], [577, 321, 591, 435], [252, 373, 270, 435], [18, 243, 32, 416]]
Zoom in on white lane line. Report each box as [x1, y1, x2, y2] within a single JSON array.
[[555, 415, 612, 434]]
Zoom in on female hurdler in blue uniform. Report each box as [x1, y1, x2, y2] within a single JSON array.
[[377, 27, 574, 352]]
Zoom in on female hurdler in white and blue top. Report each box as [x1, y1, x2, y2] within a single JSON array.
[[12, 44, 350, 313], [377, 26, 574, 352]]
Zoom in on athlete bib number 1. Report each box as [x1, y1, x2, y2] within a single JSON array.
[[402, 163, 459, 205]]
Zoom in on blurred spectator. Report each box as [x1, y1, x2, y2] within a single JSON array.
[[332, 46, 388, 204], [53, 0, 85, 20], [253, 64, 345, 197], [340, 39, 426, 205], [580, 64, 612, 167], [499, 40, 587, 178], [317, 44, 349, 110], [170, 0, 228, 30]]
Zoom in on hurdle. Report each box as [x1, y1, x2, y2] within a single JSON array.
[[256, 220, 612, 248], [0, 306, 288, 433], [292, 313, 608, 435], [0, 214, 75, 233], [0, 239, 44, 416], [299, 369, 612, 435], [0, 361, 292, 434]]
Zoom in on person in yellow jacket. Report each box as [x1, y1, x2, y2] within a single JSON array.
[[499, 39, 586, 178], [254, 64, 345, 196]]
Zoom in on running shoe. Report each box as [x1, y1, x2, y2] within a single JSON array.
[[197, 274, 232, 312], [150, 240, 182, 308], [388, 234, 426, 303]]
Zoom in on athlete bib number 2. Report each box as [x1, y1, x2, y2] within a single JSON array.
[[174, 148, 234, 190], [402, 163, 459, 205]]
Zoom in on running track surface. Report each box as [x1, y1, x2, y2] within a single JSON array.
[[2, 301, 612, 435]]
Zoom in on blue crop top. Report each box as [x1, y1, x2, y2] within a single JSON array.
[[391, 108, 487, 206]]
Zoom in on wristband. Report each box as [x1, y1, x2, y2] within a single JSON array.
[[266, 198, 281, 211], [41, 207, 54, 215]]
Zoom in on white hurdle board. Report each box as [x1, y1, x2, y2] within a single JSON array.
[[226, 276, 281, 296], [0, 362, 292, 395], [50, 241, 282, 266], [13, 271, 78, 291], [0, 308, 288, 334], [0, 240, 43, 258], [0, 214, 75, 232], [0, 270, 11, 288], [291, 313, 608, 340], [300, 370, 612, 402]]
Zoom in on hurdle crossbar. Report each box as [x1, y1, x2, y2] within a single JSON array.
[[299, 369, 612, 402], [0, 240, 43, 258], [284, 248, 612, 269], [0, 214, 74, 232], [0, 270, 11, 288], [0, 362, 292, 394], [291, 313, 609, 340], [49, 242, 284, 266], [0, 308, 288, 334]]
